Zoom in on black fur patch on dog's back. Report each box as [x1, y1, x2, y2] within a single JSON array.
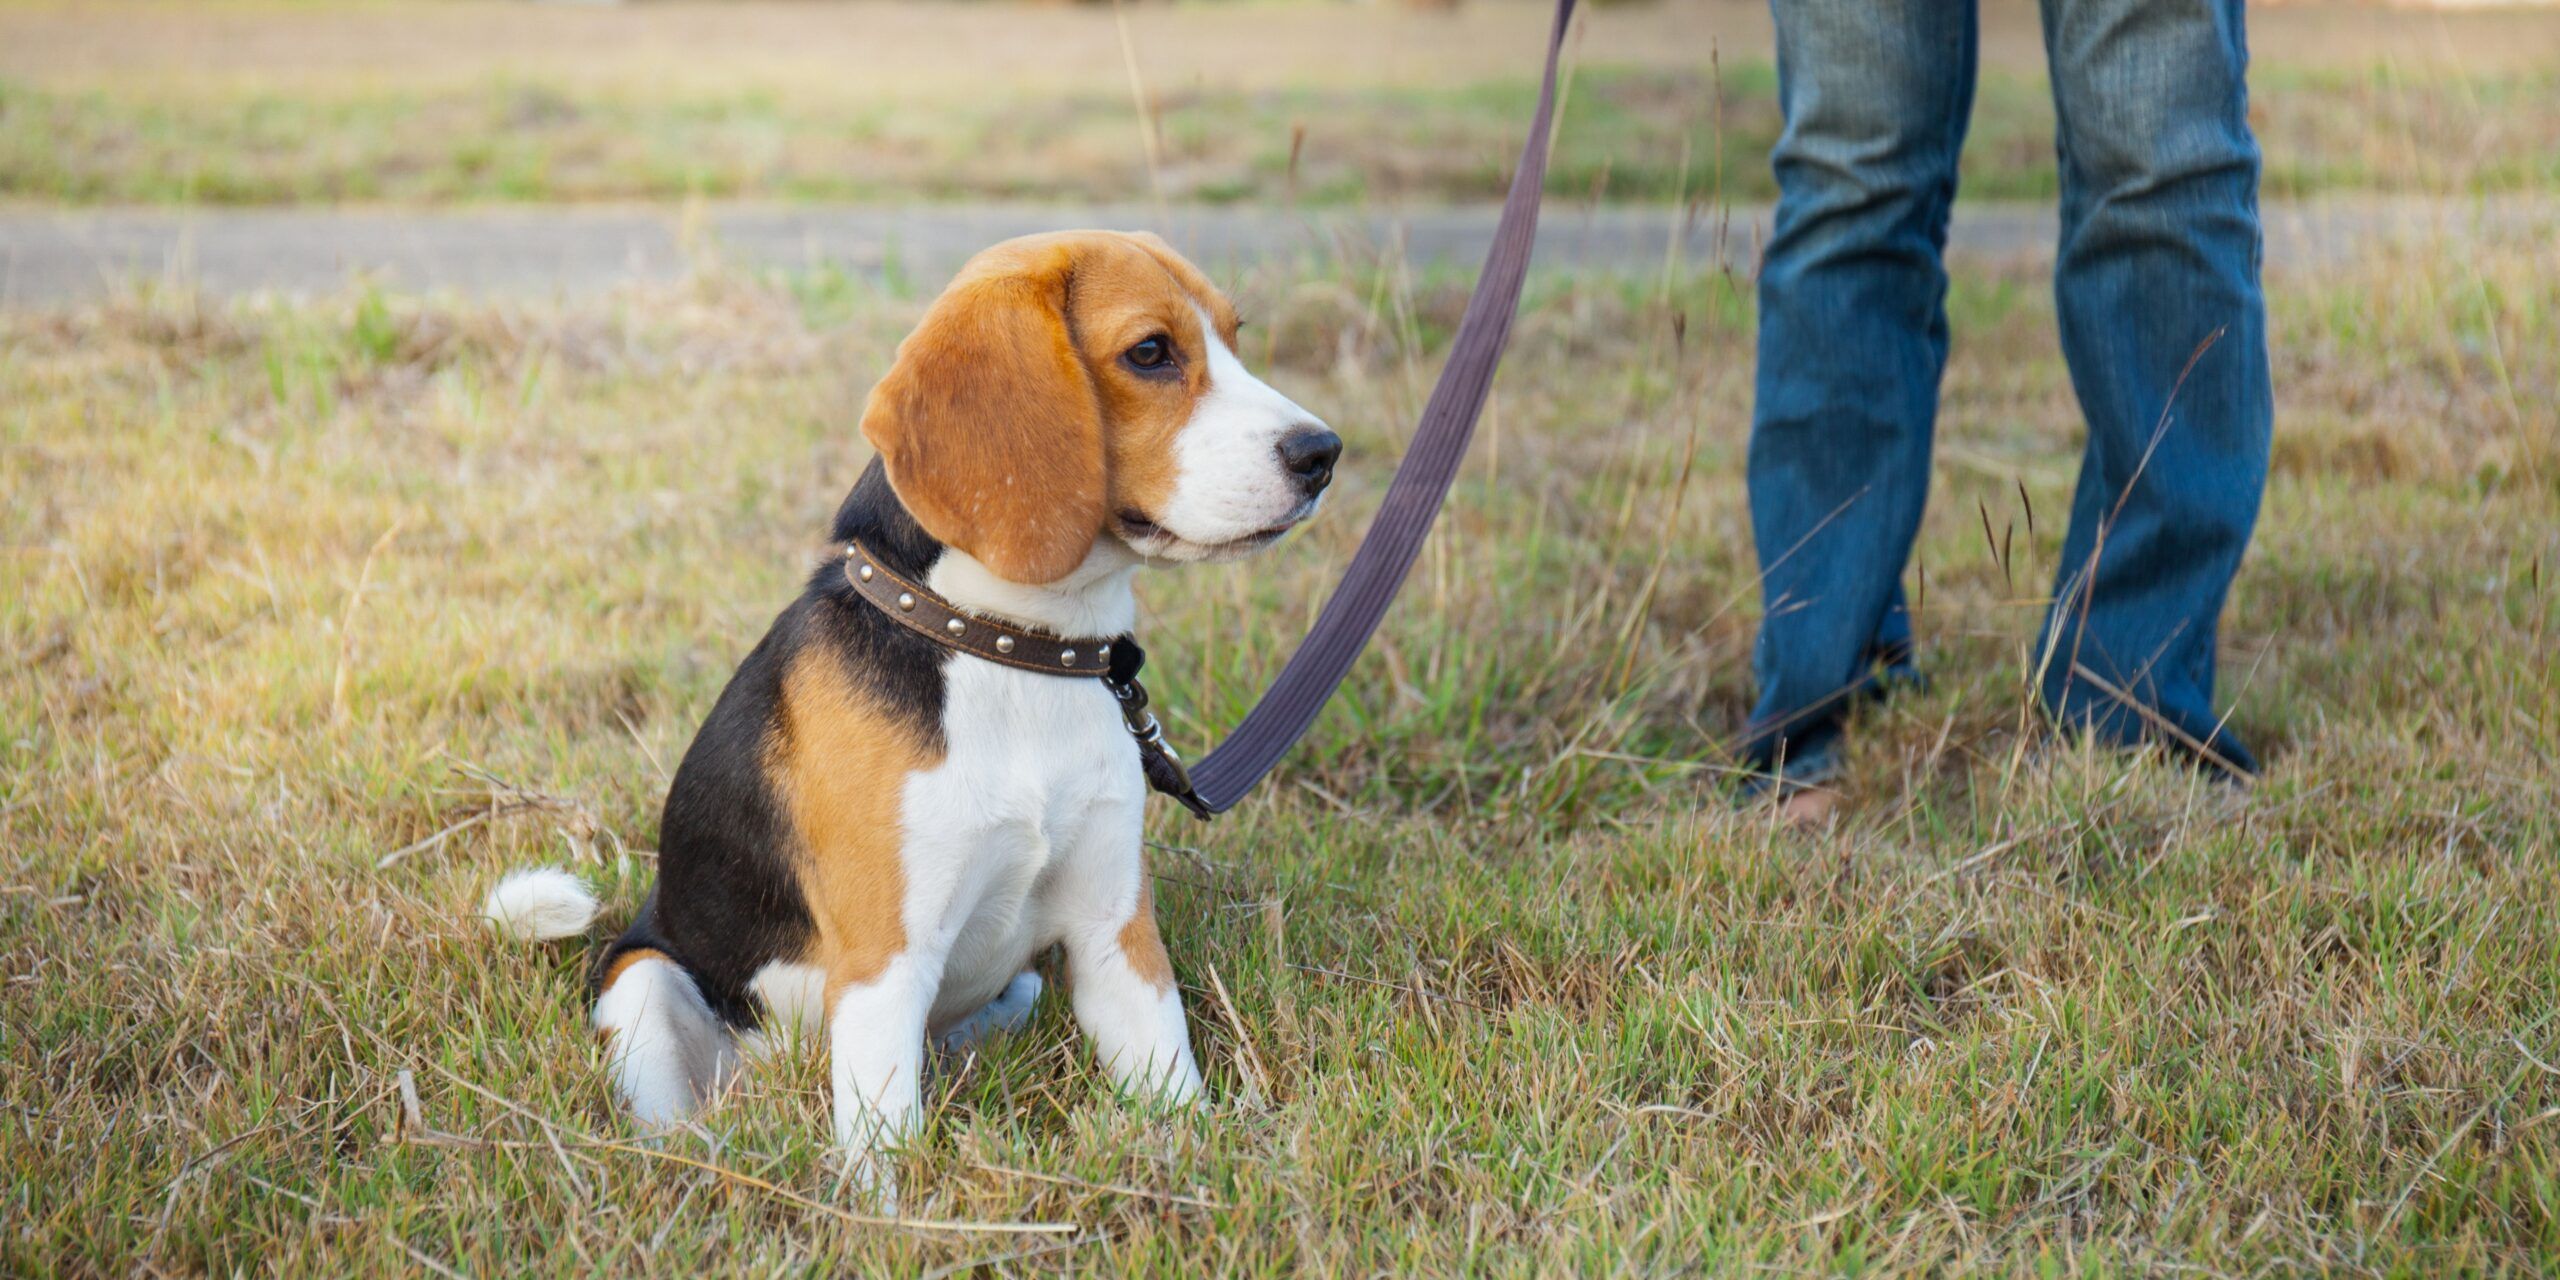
[[600, 461, 953, 1028]]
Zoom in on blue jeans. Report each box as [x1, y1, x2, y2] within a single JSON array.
[[1743, 0, 2271, 784]]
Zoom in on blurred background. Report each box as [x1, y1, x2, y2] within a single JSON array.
[[3, 0, 2555, 296]]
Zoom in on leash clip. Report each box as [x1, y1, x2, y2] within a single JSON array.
[[1110, 676, 1215, 821]]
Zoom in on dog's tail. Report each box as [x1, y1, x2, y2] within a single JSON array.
[[481, 867, 602, 942]]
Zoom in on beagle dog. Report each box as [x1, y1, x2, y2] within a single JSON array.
[[486, 230, 1338, 1195]]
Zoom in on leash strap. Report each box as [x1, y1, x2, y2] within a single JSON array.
[[1171, 0, 1576, 816]]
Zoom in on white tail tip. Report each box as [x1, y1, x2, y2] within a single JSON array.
[[482, 868, 601, 941]]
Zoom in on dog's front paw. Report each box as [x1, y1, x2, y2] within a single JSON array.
[[1125, 1054, 1208, 1112], [839, 1148, 902, 1217]]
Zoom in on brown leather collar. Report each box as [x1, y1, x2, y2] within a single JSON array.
[[840, 539, 1214, 818], [842, 541, 1119, 677]]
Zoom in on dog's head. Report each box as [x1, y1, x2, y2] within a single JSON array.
[[861, 230, 1339, 585]]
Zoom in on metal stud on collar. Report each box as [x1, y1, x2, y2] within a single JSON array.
[[840, 538, 1125, 685]]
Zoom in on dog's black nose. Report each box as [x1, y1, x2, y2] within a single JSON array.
[[1277, 426, 1342, 497]]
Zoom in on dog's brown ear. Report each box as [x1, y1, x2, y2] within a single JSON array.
[[861, 242, 1105, 584]]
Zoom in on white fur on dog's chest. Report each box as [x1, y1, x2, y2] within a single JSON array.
[[742, 655, 1145, 1041], [902, 655, 1145, 1028]]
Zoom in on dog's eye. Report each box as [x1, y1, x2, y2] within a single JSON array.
[[1124, 336, 1174, 372]]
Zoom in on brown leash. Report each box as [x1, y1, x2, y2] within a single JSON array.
[[851, 0, 1575, 818], [1180, 0, 1576, 815]]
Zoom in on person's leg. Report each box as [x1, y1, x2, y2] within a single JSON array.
[[2037, 0, 2270, 774], [1745, 0, 1976, 788]]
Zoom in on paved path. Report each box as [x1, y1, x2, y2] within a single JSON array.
[[2, 198, 2549, 306]]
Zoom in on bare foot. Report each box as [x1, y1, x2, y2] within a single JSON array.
[[1776, 786, 1839, 829]]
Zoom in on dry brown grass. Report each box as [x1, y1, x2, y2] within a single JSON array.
[[3, 223, 2555, 1272]]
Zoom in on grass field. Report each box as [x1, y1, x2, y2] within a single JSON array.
[[7, 0, 2560, 1272], [5, 219, 2557, 1272], [3, 0, 2557, 206]]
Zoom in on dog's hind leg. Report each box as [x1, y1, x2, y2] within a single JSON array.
[[934, 970, 1044, 1054], [593, 951, 739, 1126]]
